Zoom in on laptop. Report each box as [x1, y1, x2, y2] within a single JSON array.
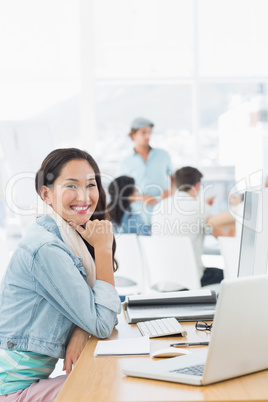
[[122, 275, 268, 385]]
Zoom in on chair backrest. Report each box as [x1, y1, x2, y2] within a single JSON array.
[[138, 236, 200, 292], [218, 236, 240, 279], [114, 233, 145, 292]]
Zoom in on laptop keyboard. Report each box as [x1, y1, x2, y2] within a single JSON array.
[[137, 317, 187, 338], [170, 364, 205, 376]]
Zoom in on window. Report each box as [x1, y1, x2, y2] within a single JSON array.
[[93, 0, 268, 187]]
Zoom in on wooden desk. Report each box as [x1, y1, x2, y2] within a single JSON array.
[[56, 311, 268, 402]]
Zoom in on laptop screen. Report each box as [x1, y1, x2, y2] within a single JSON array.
[[237, 191, 259, 277]]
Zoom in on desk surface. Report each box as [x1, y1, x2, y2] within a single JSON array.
[[56, 310, 268, 402]]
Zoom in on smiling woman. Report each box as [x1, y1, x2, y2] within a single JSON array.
[[36, 149, 107, 225], [40, 159, 99, 226], [0, 148, 121, 400]]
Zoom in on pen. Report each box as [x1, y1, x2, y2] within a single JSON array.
[[170, 342, 209, 347]]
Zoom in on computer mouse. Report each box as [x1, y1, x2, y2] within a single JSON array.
[[152, 347, 191, 358]]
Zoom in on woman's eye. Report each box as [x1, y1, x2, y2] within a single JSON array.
[[67, 185, 76, 189], [87, 184, 96, 188]]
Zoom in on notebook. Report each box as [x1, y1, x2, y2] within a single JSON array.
[[123, 275, 268, 386], [94, 336, 150, 356]]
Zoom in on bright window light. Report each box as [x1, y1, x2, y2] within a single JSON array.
[[0, 0, 80, 120]]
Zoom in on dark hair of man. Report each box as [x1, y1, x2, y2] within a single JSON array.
[[107, 176, 135, 225], [35, 147, 118, 271], [175, 166, 203, 192]]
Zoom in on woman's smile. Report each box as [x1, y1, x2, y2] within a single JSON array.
[[70, 204, 91, 214]]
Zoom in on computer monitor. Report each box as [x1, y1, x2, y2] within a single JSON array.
[[252, 188, 268, 276], [237, 191, 259, 277], [238, 189, 268, 277]]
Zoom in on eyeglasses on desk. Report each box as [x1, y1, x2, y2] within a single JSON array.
[[195, 321, 213, 332]]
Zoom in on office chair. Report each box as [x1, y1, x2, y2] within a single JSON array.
[[138, 235, 200, 292], [114, 233, 146, 297]]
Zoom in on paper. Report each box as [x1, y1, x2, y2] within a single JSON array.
[[94, 336, 150, 356]]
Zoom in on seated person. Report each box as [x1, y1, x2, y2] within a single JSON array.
[[0, 148, 121, 400], [108, 176, 151, 236], [152, 166, 236, 287], [207, 193, 244, 238]]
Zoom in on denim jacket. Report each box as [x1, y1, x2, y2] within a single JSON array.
[[0, 215, 121, 358]]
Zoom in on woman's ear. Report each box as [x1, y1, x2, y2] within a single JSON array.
[[40, 185, 52, 205]]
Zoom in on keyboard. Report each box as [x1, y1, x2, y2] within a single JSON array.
[[137, 317, 187, 338], [170, 364, 205, 377]]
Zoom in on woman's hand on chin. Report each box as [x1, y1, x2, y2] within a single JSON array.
[[69, 219, 113, 252]]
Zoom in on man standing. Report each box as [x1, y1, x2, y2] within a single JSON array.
[[120, 117, 173, 224]]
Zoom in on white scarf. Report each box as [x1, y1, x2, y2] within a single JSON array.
[[37, 200, 96, 289]]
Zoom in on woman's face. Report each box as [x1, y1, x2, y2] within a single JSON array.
[[42, 159, 99, 226]]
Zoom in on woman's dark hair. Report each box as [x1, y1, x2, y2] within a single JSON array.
[[107, 176, 135, 225], [35, 147, 118, 271]]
